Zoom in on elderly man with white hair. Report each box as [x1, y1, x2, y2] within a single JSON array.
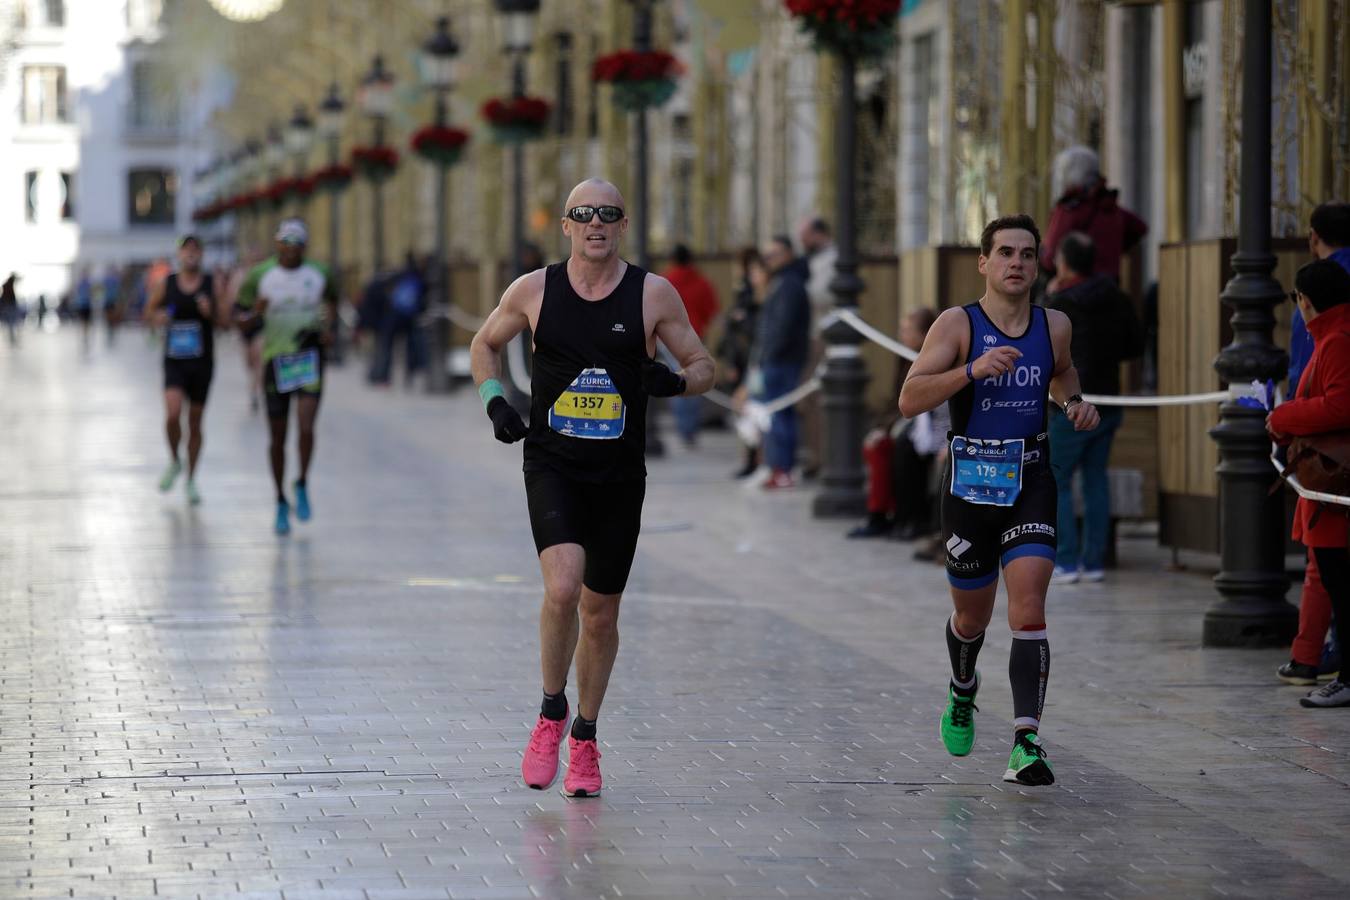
[[1039, 146, 1148, 284]]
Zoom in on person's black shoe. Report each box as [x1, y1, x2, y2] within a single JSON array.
[[891, 522, 922, 542], [847, 515, 892, 539], [1277, 660, 1320, 686]]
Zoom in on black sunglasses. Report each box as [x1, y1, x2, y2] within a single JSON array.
[[567, 205, 624, 224]]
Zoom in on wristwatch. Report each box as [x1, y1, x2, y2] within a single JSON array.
[[1063, 394, 1084, 413]]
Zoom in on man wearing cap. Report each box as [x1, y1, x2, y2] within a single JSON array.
[[234, 219, 338, 535], [143, 235, 226, 504]]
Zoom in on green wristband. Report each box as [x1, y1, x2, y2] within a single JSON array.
[[478, 378, 505, 410]]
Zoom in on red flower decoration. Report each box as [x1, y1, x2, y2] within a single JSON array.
[[411, 124, 470, 152], [411, 124, 471, 165], [313, 163, 354, 192], [783, 0, 901, 58], [591, 49, 683, 83], [351, 145, 400, 182], [480, 96, 552, 127]]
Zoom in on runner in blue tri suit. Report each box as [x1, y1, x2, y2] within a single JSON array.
[[900, 214, 1101, 786]]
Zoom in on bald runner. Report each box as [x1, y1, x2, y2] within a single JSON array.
[[470, 179, 715, 797]]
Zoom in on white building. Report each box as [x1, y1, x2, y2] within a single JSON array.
[[0, 0, 208, 304]]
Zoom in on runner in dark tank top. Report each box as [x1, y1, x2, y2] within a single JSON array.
[[469, 178, 716, 799]]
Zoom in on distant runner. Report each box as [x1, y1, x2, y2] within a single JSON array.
[[143, 235, 224, 505], [233, 219, 337, 535]]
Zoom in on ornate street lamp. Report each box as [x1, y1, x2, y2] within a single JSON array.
[[207, 0, 284, 22], [285, 103, 315, 211], [358, 55, 396, 273], [1203, 0, 1297, 646], [420, 15, 461, 394], [317, 82, 346, 281], [494, 0, 540, 414]]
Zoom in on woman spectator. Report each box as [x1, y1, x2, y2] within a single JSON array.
[[1267, 259, 1350, 709], [1040, 146, 1148, 283]]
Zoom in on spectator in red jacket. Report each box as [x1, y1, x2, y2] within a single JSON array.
[[1040, 146, 1148, 283], [662, 244, 720, 445], [1268, 258, 1350, 709]]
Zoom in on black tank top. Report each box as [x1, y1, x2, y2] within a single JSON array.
[[524, 262, 649, 482], [163, 272, 215, 363]]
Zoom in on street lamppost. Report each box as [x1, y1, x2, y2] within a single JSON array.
[[495, 0, 540, 278], [284, 103, 314, 214], [626, 0, 666, 457], [812, 45, 868, 518], [420, 14, 460, 394], [1204, 0, 1296, 646], [358, 55, 396, 275], [317, 82, 345, 282], [495, 0, 540, 414]]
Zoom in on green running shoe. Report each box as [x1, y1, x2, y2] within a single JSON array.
[[158, 459, 182, 493], [1003, 731, 1054, 786], [939, 673, 979, 757]]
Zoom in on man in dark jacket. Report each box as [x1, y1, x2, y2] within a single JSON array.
[[753, 236, 811, 489], [1045, 232, 1144, 583]]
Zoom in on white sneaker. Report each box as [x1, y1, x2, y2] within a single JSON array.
[[1080, 569, 1105, 583], [1050, 566, 1080, 584]]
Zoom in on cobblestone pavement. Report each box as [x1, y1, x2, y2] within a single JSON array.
[[2, 331, 1348, 899]]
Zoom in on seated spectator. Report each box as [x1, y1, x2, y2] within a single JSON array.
[[848, 308, 944, 539], [1267, 258, 1350, 709], [1045, 232, 1144, 584]]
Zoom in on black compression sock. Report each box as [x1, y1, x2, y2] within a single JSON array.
[[945, 614, 985, 692], [295, 478, 306, 489], [541, 688, 567, 721], [570, 716, 597, 742], [1010, 626, 1050, 732]]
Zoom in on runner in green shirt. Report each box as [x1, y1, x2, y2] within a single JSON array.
[[234, 219, 338, 535]]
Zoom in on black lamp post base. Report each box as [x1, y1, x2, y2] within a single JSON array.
[[1202, 588, 1298, 647], [812, 485, 867, 519]]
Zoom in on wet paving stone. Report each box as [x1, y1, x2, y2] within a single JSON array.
[[1, 332, 1347, 898]]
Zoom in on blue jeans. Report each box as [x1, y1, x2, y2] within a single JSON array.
[[759, 363, 802, 472], [1049, 406, 1123, 572], [672, 395, 702, 443]]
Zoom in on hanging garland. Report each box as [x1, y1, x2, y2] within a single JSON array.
[[592, 49, 683, 112], [264, 176, 298, 210], [783, 0, 902, 60], [410, 124, 470, 166], [351, 145, 400, 183], [313, 163, 354, 193], [480, 96, 552, 144]]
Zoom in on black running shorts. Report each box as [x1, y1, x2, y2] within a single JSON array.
[[524, 468, 646, 595], [941, 461, 1057, 590], [262, 352, 323, 419], [164, 361, 213, 406]]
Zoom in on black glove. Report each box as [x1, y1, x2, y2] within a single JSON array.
[[640, 357, 687, 398], [486, 395, 528, 443]]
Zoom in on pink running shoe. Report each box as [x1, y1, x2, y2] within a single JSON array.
[[563, 736, 602, 798], [521, 706, 569, 790]]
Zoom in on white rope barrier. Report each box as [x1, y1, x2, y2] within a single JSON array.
[[833, 308, 1235, 410], [1271, 449, 1350, 507]]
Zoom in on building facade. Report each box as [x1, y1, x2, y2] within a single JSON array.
[[0, 0, 207, 304]]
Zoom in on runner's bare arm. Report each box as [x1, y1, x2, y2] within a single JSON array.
[[902, 308, 975, 416], [1046, 308, 1100, 431], [648, 276, 715, 396], [469, 270, 543, 387]]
